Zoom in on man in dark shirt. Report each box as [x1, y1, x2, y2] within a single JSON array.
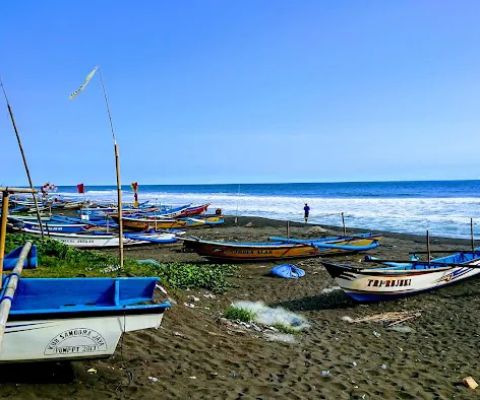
[[304, 203, 310, 223]]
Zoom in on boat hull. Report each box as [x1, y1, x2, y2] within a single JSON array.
[[0, 312, 164, 363], [322, 260, 480, 302], [21, 229, 146, 248], [113, 216, 187, 230], [182, 239, 320, 261]]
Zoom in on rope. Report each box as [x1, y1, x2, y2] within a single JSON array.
[[115, 312, 134, 397]]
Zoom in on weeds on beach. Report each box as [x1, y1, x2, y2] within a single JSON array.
[[224, 305, 256, 322], [6, 233, 239, 293]]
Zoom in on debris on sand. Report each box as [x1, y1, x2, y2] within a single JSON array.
[[463, 376, 478, 390], [387, 325, 416, 334], [226, 301, 310, 332], [264, 332, 296, 343], [321, 286, 342, 294], [342, 311, 421, 327]]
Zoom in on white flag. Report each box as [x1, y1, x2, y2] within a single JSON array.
[[69, 66, 99, 100]]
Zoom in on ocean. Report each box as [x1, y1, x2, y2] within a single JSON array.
[[56, 180, 480, 239]]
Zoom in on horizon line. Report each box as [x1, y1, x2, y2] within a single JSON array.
[[5, 178, 480, 187]]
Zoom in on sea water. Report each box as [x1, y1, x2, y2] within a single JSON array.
[[56, 180, 480, 239]]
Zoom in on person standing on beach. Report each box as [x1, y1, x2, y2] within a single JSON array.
[[304, 203, 310, 223]]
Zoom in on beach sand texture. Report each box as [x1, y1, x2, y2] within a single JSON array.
[[0, 217, 479, 399]]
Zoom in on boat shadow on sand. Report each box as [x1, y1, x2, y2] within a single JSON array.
[[272, 289, 358, 311], [0, 361, 75, 383]]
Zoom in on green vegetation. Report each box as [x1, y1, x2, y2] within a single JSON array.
[[224, 305, 256, 322], [5, 233, 239, 293]]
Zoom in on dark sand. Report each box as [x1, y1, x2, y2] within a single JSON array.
[[1, 216, 479, 399]]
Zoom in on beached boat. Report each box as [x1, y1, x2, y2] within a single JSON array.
[[112, 216, 188, 230], [183, 216, 225, 227], [1, 276, 170, 362], [123, 231, 177, 244], [178, 203, 210, 217], [269, 234, 380, 254], [0, 243, 170, 363], [182, 238, 320, 261], [20, 228, 147, 248], [321, 251, 480, 302], [9, 216, 91, 234]]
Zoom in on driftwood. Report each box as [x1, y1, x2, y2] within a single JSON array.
[[348, 310, 421, 326]]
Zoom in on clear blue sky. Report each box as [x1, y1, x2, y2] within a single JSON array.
[[1, 1, 480, 186]]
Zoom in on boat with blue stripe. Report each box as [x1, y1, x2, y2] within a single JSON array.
[[322, 250, 480, 302]]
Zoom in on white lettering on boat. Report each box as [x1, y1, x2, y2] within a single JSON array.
[[45, 328, 107, 355]]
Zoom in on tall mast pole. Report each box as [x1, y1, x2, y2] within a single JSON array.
[[98, 69, 124, 268], [0, 77, 44, 238]]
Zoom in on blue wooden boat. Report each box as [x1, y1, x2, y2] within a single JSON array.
[[269, 234, 380, 253], [0, 244, 170, 363], [3, 245, 37, 270], [9, 216, 90, 233]]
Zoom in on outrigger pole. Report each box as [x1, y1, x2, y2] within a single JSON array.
[[98, 69, 124, 269], [0, 77, 45, 238], [0, 187, 36, 288]]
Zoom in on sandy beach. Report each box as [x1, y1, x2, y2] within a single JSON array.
[[0, 216, 478, 399]]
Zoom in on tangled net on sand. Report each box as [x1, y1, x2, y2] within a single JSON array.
[[341, 311, 421, 327]]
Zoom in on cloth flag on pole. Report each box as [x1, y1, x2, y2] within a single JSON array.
[[69, 66, 99, 100]]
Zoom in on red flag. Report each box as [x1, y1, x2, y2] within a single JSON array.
[[77, 183, 85, 194]]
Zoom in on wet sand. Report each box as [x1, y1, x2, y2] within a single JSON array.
[[1, 216, 479, 399]]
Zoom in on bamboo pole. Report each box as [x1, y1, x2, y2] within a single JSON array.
[[0, 191, 10, 283], [341, 212, 347, 237], [0, 242, 32, 351], [0, 187, 36, 194], [426, 230, 431, 264], [0, 80, 44, 238], [470, 218, 475, 253], [287, 220, 290, 239], [99, 69, 123, 268], [114, 143, 124, 268]]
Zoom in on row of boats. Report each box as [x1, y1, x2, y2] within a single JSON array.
[[180, 224, 480, 304], [6, 202, 223, 248]]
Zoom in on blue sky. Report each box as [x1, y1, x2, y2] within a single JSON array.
[[1, 1, 480, 185]]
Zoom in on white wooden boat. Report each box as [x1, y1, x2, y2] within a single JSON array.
[[21, 228, 147, 248], [322, 251, 480, 302], [1, 276, 169, 362]]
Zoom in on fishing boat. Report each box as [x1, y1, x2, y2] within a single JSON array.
[[123, 231, 177, 244], [112, 216, 188, 231], [182, 238, 321, 261], [321, 251, 480, 302], [178, 203, 210, 217], [20, 228, 147, 248], [0, 241, 170, 363], [1, 275, 170, 362], [183, 215, 225, 227], [9, 216, 91, 234], [269, 234, 380, 254]]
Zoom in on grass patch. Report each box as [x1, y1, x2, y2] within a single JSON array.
[[5, 233, 239, 293], [224, 305, 256, 322]]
